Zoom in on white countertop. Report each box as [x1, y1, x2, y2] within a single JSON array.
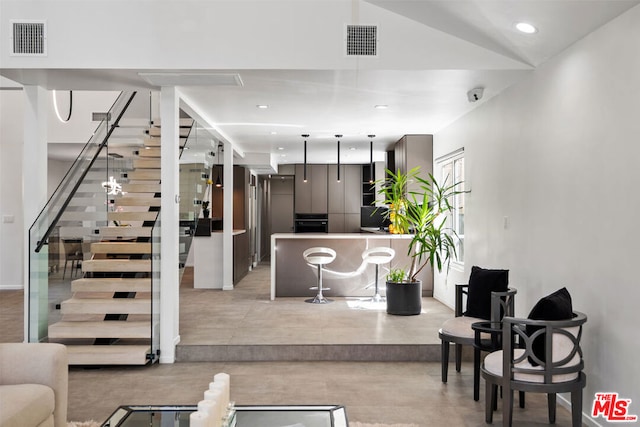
[[271, 232, 412, 240]]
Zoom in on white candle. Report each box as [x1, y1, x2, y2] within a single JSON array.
[[205, 388, 223, 424], [213, 373, 231, 408], [190, 410, 209, 427], [198, 399, 217, 427], [210, 380, 229, 412]]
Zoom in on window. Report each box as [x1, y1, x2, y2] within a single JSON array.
[[437, 149, 465, 264]]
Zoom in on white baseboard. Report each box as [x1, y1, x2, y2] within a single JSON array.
[[557, 394, 601, 427], [0, 285, 23, 290]]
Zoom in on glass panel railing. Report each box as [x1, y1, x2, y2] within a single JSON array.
[[28, 90, 144, 343], [178, 120, 210, 278], [150, 214, 161, 362]]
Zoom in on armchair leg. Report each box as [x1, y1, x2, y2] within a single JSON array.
[[503, 388, 514, 427], [548, 393, 557, 424], [519, 391, 525, 408], [441, 340, 449, 383], [455, 343, 462, 372], [571, 389, 583, 427], [485, 381, 495, 423], [473, 346, 480, 401]]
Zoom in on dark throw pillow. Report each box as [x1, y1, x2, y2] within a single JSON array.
[[526, 287, 573, 366], [464, 266, 509, 320]]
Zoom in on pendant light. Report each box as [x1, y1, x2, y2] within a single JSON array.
[[368, 134, 375, 184], [215, 142, 223, 188], [302, 134, 309, 182], [335, 134, 342, 182]]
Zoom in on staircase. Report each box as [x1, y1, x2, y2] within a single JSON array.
[[47, 118, 195, 365]]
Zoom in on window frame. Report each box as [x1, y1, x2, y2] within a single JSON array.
[[436, 148, 465, 269]]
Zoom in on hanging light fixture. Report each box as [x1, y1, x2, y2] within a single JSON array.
[[302, 134, 309, 182], [215, 142, 223, 188], [335, 134, 342, 182], [368, 134, 375, 184], [52, 90, 73, 123]]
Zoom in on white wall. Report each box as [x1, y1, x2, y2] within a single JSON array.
[[0, 90, 25, 289], [433, 5, 640, 420], [0, 90, 119, 290]]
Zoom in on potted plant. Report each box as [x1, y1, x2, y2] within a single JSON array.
[[377, 166, 462, 315]]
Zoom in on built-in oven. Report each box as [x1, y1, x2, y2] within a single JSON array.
[[294, 213, 329, 233]]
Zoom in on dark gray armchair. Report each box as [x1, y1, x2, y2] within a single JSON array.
[[481, 311, 587, 426]]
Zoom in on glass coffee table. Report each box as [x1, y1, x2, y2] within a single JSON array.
[[102, 404, 349, 427]]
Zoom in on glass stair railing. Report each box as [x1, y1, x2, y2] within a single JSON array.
[[29, 89, 208, 366]]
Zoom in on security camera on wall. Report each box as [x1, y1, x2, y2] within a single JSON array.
[[467, 87, 484, 102]]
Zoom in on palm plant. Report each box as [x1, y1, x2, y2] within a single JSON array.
[[377, 166, 463, 282]]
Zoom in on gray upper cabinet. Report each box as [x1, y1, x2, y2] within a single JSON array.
[[344, 165, 361, 214], [295, 164, 327, 213], [295, 163, 362, 231], [394, 135, 433, 193]]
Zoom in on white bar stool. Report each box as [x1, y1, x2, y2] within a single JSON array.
[[303, 247, 337, 304], [362, 247, 395, 303]]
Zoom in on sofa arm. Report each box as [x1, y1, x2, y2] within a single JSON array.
[[0, 343, 68, 427]]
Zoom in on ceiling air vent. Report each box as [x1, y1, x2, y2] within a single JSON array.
[[11, 20, 47, 56], [346, 24, 377, 57]]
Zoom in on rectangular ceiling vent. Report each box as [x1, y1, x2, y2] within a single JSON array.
[[346, 24, 377, 57], [11, 20, 47, 56]]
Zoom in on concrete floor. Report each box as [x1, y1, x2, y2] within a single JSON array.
[[0, 263, 581, 426]]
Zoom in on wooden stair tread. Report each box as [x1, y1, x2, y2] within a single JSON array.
[[49, 321, 150, 339], [72, 278, 151, 293], [115, 197, 161, 207], [121, 183, 161, 193], [107, 212, 158, 222], [82, 259, 151, 272], [133, 159, 161, 169], [100, 226, 152, 237], [137, 147, 161, 158], [91, 242, 152, 254], [61, 298, 151, 315], [148, 127, 191, 137], [65, 345, 152, 365], [125, 170, 161, 180]]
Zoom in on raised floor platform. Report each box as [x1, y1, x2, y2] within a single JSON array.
[[177, 263, 455, 362]]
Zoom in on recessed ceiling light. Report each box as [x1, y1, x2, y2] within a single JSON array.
[[515, 22, 537, 34], [349, 147, 356, 151], [256, 104, 269, 109], [374, 105, 388, 109], [270, 131, 278, 135], [277, 147, 284, 150]]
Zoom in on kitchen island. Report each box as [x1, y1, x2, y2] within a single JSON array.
[[270, 232, 432, 300]]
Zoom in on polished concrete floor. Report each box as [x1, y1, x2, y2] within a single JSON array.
[[0, 263, 582, 426]]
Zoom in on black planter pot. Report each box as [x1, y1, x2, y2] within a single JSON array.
[[202, 209, 210, 218], [386, 280, 422, 315]]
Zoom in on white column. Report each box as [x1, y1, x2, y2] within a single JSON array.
[[159, 86, 180, 363], [22, 86, 48, 342], [222, 140, 234, 290]]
